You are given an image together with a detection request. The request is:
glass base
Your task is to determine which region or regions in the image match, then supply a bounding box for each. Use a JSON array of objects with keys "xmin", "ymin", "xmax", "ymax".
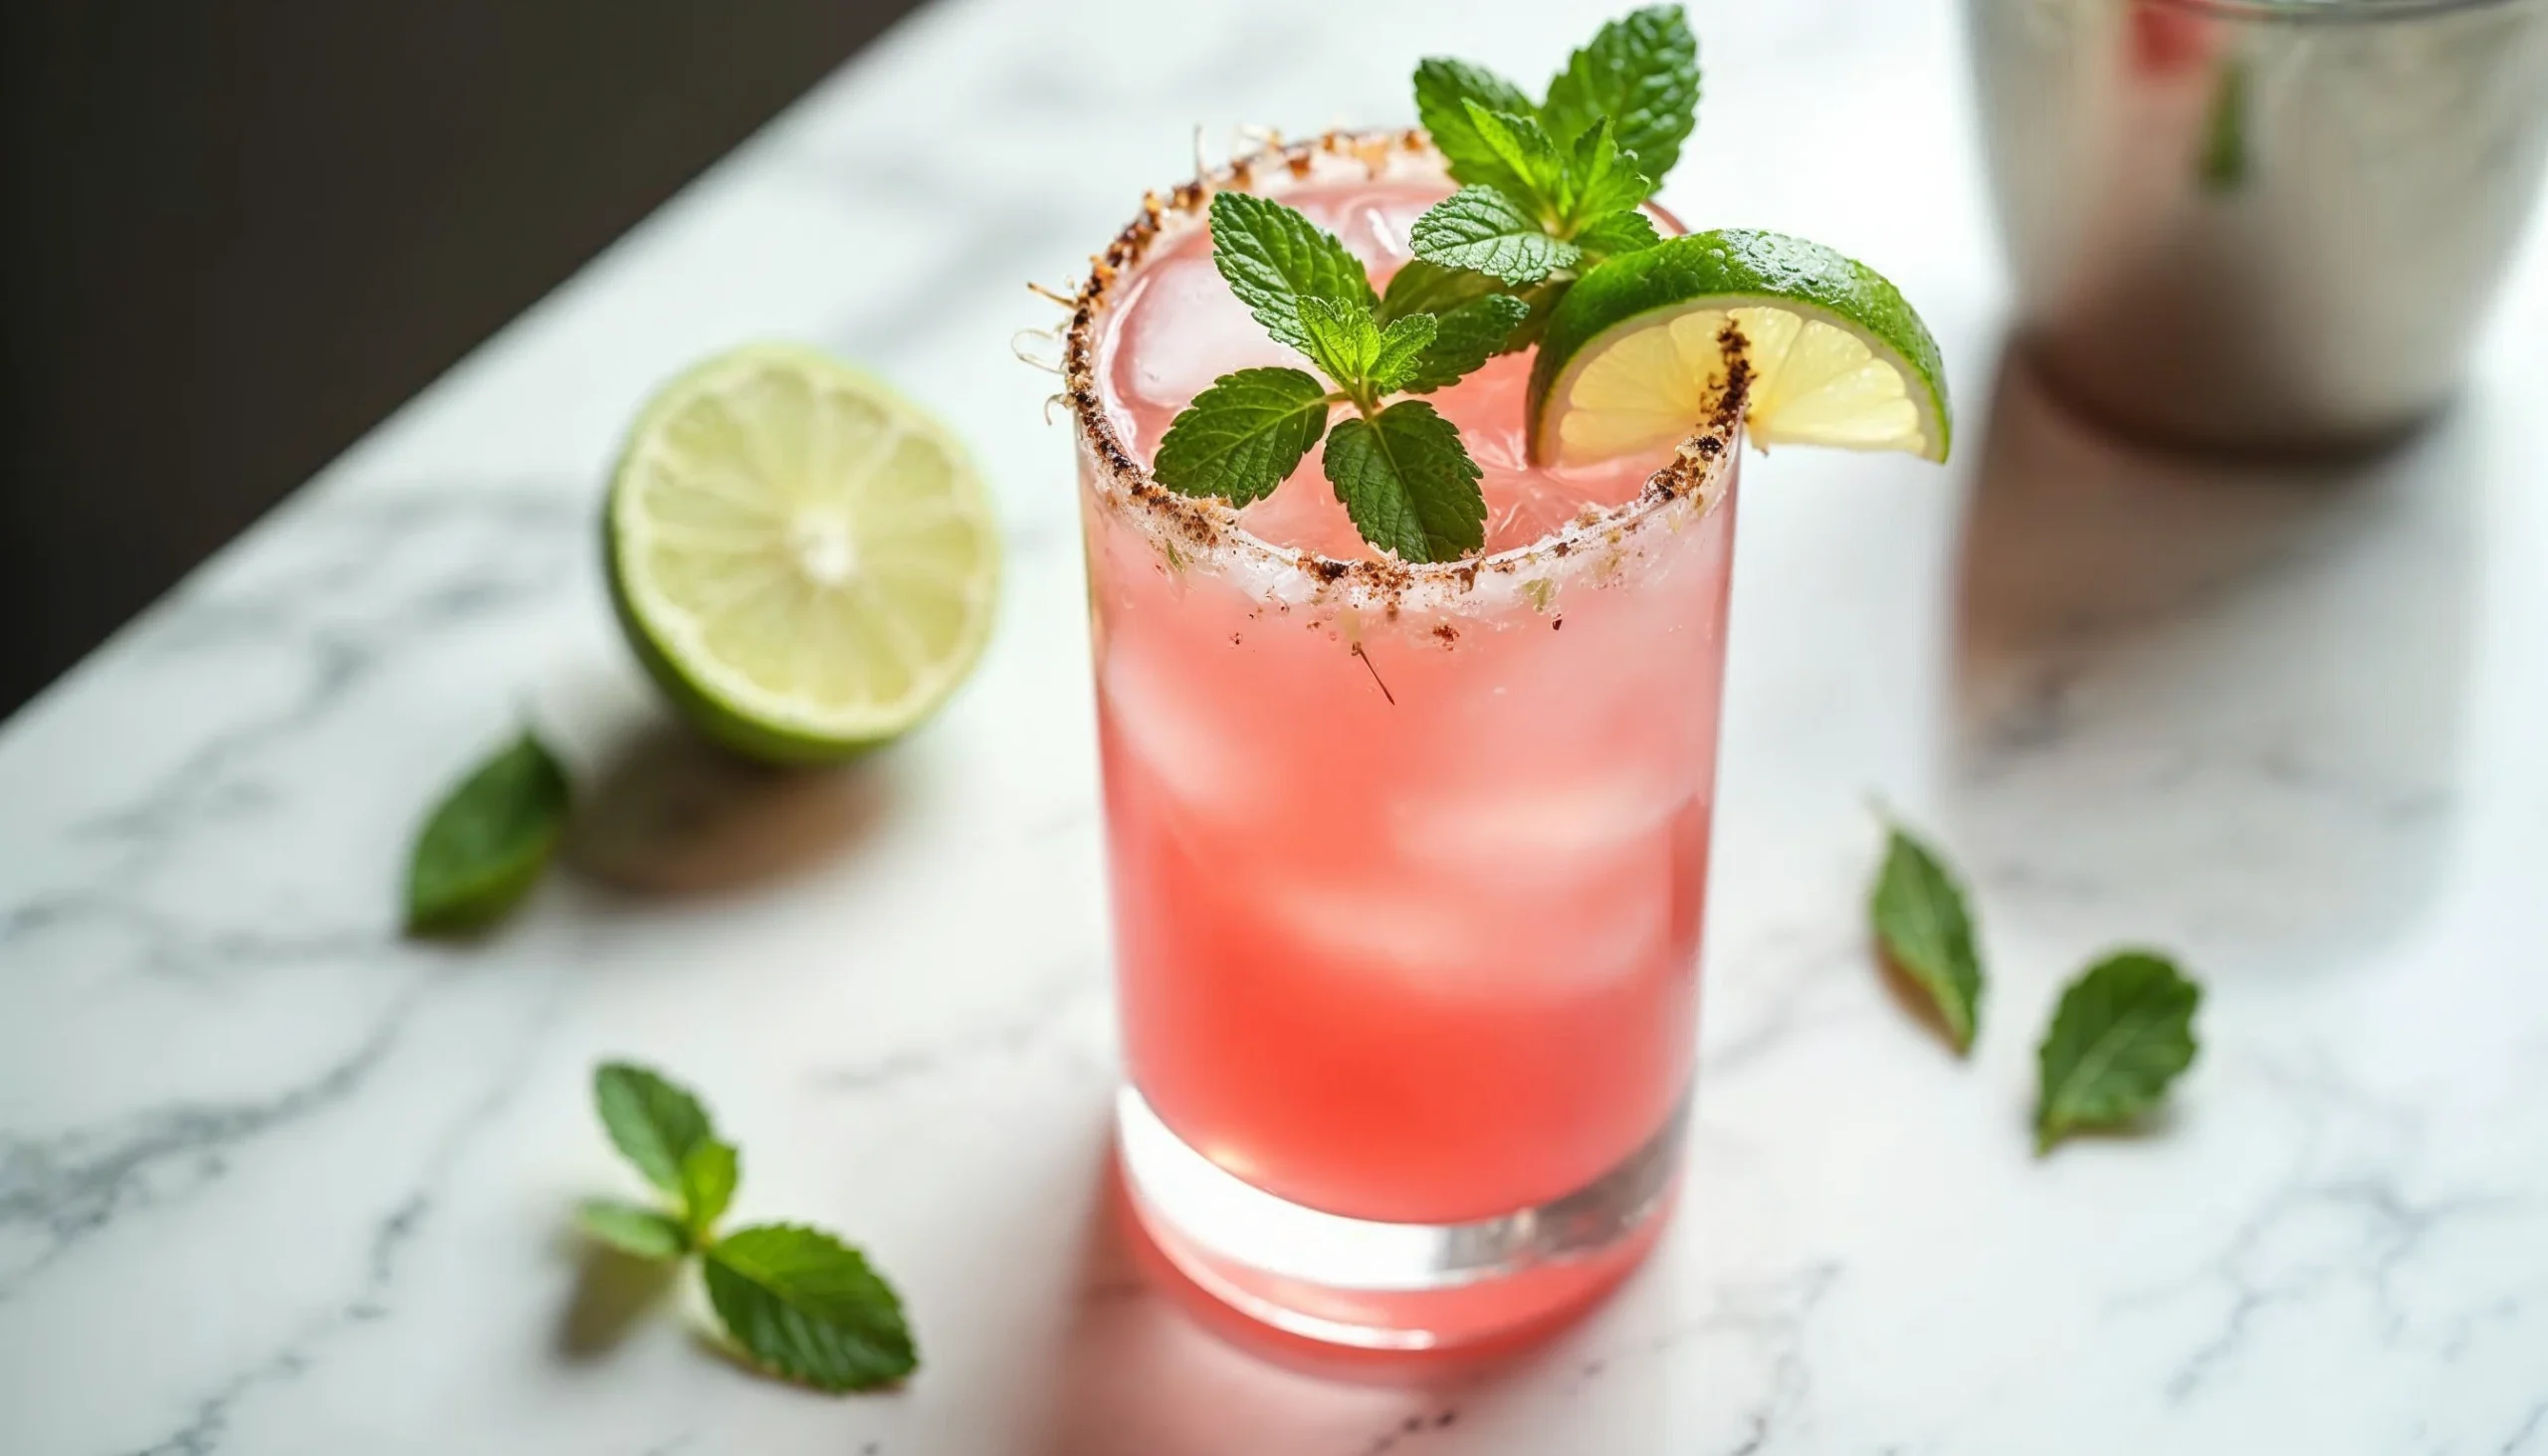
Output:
[{"xmin": 1116, "ymin": 1086, "xmax": 1684, "ymax": 1351}]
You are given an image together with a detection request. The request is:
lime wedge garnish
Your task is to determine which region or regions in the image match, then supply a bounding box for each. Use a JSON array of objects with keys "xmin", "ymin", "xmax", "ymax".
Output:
[
  {"xmin": 605, "ymin": 343, "xmax": 999, "ymax": 764},
  {"xmin": 1528, "ymin": 230, "xmax": 1951, "ymax": 468}
]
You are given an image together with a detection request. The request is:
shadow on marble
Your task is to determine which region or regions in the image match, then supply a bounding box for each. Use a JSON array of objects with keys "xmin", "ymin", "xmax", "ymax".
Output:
[
  {"xmin": 1948, "ymin": 349, "xmax": 2479, "ymax": 971},
  {"xmin": 555, "ymin": 1239, "xmax": 682, "ymax": 1360},
  {"xmin": 1025, "ymin": 1146, "xmax": 1667, "ymax": 1456},
  {"xmin": 563, "ymin": 722, "xmax": 895, "ymax": 898}
]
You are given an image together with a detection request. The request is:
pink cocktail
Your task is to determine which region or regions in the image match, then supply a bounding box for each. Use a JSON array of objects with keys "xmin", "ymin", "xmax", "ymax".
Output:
[{"xmin": 1066, "ymin": 134, "xmax": 1744, "ymax": 1350}]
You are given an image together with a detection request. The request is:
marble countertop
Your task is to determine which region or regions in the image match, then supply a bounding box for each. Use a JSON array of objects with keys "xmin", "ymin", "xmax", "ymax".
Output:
[{"xmin": 6, "ymin": 0, "xmax": 2547, "ymax": 1451}]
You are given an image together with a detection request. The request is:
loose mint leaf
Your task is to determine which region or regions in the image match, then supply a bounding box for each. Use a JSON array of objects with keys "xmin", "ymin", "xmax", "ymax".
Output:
[
  {"xmin": 1411, "ymin": 186, "xmax": 1581, "ymax": 285},
  {"xmin": 1396, "ymin": 293, "xmax": 1532, "ymax": 393},
  {"xmin": 680, "ymin": 1140, "xmax": 741, "ymax": 1237},
  {"xmin": 1368, "ymin": 312, "xmax": 1442, "ymax": 395},
  {"xmin": 1869, "ymin": 824, "xmax": 1984, "ymax": 1053},
  {"xmin": 2035, "ymin": 951, "xmax": 2202, "ymax": 1153},
  {"xmin": 1576, "ymin": 207, "xmax": 1664, "ymax": 261},
  {"xmin": 1559, "ymin": 118, "xmax": 1655, "ymax": 226},
  {"xmin": 1323, "ymin": 400, "xmax": 1487, "ymax": 563},
  {"xmin": 577, "ymin": 1198, "xmax": 690, "ymax": 1260},
  {"xmin": 704, "ymin": 1224, "xmax": 918, "ymax": 1392},
  {"xmin": 1412, "ymin": 58, "xmax": 1540, "ymax": 195},
  {"xmin": 404, "ymin": 730, "xmax": 570, "ymax": 935},
  {"xmin": 1207, "ymin": 191, "xmax": 1374, "ymax": 353},
  {"xmin": 1459, "ymin": 104, "xmax": 1568, "ymax": 210},
  {"xmin": 1296, "ymin": 298, "xmax": 1386, "ymax": 389},
  {"xmin": 1155, "ymin": 367, "xmax": 1332, "ymax": 506},
  {"xmin": 1539, "ymin": 4, "xmax": 1702, "ymax": 182},
  {"xmin": 594, "ymin": 1061, "xmax": 718, "ymax": 1196}
]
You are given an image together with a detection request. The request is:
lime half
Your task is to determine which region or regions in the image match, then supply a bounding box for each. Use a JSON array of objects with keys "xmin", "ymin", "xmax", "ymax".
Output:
[
  {"xmin": 606, "ymin": 343, "xmax": 999, "ymax": 764},
  {"xmin": 1529, "ymin": 230, "xmax": 1951, "ymax": 468}
]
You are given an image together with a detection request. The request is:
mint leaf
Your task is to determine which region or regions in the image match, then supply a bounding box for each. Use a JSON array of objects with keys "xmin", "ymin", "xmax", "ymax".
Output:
[
  {"xmin": 1459, "ymin": 104, "xmax": 1568, "ymax": 210},
  {"xmin": 594, "ymin": 1062, "xmax": 718, "ymax": 1196},
  {"xmin": 1295, "ymin": 298, "xmax": 1385, "ymax": 389},
  {"xmin": 680, "ymin": 1140, "xmax": 740, "ymax": 1237},
  {"xmin": 1294, "ymin": 298, "xmax": 1436, "ymax": 398},
  {"xmin": 1559, "ymin": 118, "xmax": 1655, "ymax": 226},
  {"xmin": 1575, "ymin": 208, "xmax": 1664, "ymax": 262},
  {"xmin": 1869, "ymin": 824, "xmax": 1984, "ymax": 1054},
  {"xmin": 1155, "ymin": 367, "xmax": 1332, "ymax": 506},
  {"xmin": 1540, "ymin": 4, "xmax": 1702, "ymax": 182},
  {"xmin": 577, "ymin": 1198, "xmax": 690, "ymax": 1260},
  {"xmin": 2035, "ymin": 951, "xmax": 2202, "ymax": 1153},
  {"xmin": 704, "ymin": 1224, "xmax": 918, "ymax": 1392},
  {"xmin": 1396, "ymin": 293, "xmax": 1532, "ymax": 394},
  {"xmin": 1377, "ymin": 257, "xmax": 1502, "ymax": 322},
  {"xmin": 1411, "ymin": 186, "xmax": 1581, "ymax": 285},
  {"xmin": 404, "ymin": 729, "xmax": 570, "ymax": 935},
  {"xmin": 1369, "ymin": 314, "xmax": 1440, "ymax": 396},
  {"xmin": 1412, "ymin": 58, "xmax": 1539, "ymax": 195},
  {"xmin": 1377, "ymin": 260, "xmax": 1546, "ymax": 384},
  {"xmin": 1323, "ymin": 400, "xmax": 1487, "ymax": 563},
  {"xmin": 1207, "ymin": 192, "xmax": 1373, "ymax": 353}
]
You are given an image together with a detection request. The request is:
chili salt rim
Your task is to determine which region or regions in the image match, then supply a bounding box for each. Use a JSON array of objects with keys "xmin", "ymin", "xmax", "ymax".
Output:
[{"xmin": 1061, "ymin": 128, "xmax": 1749, "ymax": 616}]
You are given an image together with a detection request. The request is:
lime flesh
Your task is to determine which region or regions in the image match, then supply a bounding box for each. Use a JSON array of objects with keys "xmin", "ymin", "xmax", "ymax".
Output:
[
  {"xmin": 606, "ymin": 343, "xmax": 999, "ymax": 764},
  {"xmin": 1529, "ymin": 230, "xmax": 1952, "ymax": 468}
]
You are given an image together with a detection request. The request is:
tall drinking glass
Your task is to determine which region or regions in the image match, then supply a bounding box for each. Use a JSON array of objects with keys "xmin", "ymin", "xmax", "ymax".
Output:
[
  {"xmin": 1970, "ymin": 0, "xmax": 2548, "ymax": 451},
  {"xmin": 1063, "ymin": 133, "xmax": 1745, "ymax": 1350}
]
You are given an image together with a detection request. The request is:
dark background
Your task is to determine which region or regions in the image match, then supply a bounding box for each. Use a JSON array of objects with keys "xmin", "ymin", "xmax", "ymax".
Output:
[{"xmin": 0, "ymin": 1, "xmax": 922, "ymax": 717}]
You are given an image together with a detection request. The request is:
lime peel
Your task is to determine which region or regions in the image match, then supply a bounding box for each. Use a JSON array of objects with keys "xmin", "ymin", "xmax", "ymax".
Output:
[{"xmin": 1528, "ymin": 229, "xmax": 1952, "ymax": 469}]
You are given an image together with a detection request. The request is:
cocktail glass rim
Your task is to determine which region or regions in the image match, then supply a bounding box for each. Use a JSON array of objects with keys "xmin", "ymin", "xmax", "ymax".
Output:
[{"xmin": 1061, "ymin": 127, "xmax": 1747, "ymax": 621}]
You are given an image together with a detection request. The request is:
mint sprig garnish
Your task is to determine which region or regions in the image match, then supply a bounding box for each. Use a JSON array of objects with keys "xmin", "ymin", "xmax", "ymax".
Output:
[
  {"xmin": 2034, "ymin": 952, "xmax": 2203, "ymax": 1154},
  {"xmin": 1562, "ymin": 118, "xmax": 1661, "ymax": 224},
  {"xmin": 1412, "ymin": 59, "xmax": 1542, "ymax": 196},
  {"xmin": 1374, "ymin": 261, "xmax": 1542, "ymax": 387},
  {"xmin": 1540, "ymin": 4, "xmax": 1704, "ymax": 181},
  {"xmin": 1868, "ymin": 821, "xmax": 1985, "ymax": 1054},
  {"xmin": 1392, "ymin": 291, "xmax": 1534, "ymax": 393},
  {"xmin": 1406, "ymin": 6, "xmax": 1700, "ymax": 301},
  {"xmin": 1323, "ymin": 402, "xmax": 1487, "ymax": 563},
  {"xmin": 1154, "ymin": 190, "xmax": 1506, "ymax": 562},
  {"xmin": 404, "ymin": 729, "xmax": 571, "ymax": 935},
  {"xmin": 1153, "ymin": 368, "xmax": 1332, "ymax": 506},
  {"xmin": 1574, "ymin": 207, "xmax": 1663, "ymax": 260},
  {"xmin": 578, "ymin": 1061, "xmax": 917, "ymax": 1391},
  {"xmin": 1204, "ymin": 191, "xmax": 1377, "ymax": 353},
  {"xmin": 1149, "ymin": 7, "xmax": 1708, "ymax": 560},
  {"xmin": 1299, "ymin": 298, "xmax": 1438, "ymax": 396},
  {"xmin": 1411, "ymin": 184, "xmax": 1581, "ymax": 285}
]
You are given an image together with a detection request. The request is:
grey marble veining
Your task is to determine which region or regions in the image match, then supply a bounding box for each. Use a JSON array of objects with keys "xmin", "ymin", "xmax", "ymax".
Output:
[{"xmin": 3, "ymin": 0, "xmax": 2545, "ymax": 1451}]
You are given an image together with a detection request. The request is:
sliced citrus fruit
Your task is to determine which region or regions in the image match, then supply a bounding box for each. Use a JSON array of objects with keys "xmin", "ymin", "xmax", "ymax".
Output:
[
  {"xmin": 605, "ymin": 343, "xmax": 999, "ymax": 765},
  {"xmin": 1528, "ymin": 229, "xmax": 1951, "ymax": 468}
]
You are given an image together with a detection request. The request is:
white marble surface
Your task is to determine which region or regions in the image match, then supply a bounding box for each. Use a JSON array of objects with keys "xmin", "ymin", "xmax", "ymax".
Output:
[{"xmin": 5, "ymin": 0, "xmax": 2546, "ymax": 1451}]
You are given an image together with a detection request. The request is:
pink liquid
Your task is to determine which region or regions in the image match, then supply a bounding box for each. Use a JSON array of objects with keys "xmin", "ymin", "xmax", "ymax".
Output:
[{"xmin": 1083, "ymin": 177, "xmax": 1737, "ymax": 1240}]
